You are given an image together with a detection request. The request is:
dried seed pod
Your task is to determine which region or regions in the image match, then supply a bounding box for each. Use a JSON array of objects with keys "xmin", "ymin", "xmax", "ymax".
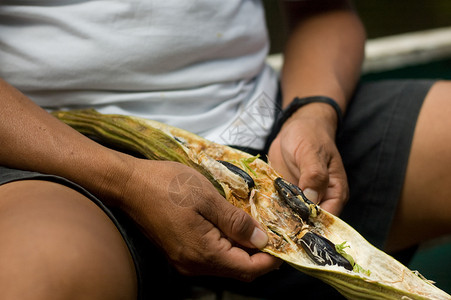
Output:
[
  {"xmin": 300, "ymin": 231, "xmax": 353, "ymax": 271},
  {"xmin": 53, "ymin": 109, "xmax": 451, "ymax": 300},
  {"xmin": 217, "ymin": 160, "xmax": 255, "ymax": 189}
]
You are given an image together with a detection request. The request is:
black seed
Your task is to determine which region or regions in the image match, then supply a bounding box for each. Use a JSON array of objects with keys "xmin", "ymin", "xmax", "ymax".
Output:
[
  {"xmin": 276, "ymin": 177, "xmax": 314, "ymax": 205},
  {"xmin": 300, "ymin": 232, "xmax": 353, "ymax": 271},
  {"xmin": 217, "ymin": 160, "xmax": 255, "ymax": 189},
  {"xmin": 274, "ymin": 178, "xmax": 310, "ymax": 221}
]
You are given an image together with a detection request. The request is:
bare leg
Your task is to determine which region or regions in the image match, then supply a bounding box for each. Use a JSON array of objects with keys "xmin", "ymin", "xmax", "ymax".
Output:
[
  {"xmin": 386, "ymin": 81, "xmax": 451, "ymax": 253},
  {"xmin": 0, "ymin": 180, "xmax": 138, "ymax": 300}
]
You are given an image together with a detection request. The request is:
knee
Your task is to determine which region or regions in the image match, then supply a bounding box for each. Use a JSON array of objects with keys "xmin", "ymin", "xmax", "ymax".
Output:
[{"xmin": 0, "ymin": 180, "xmax": 137, "ymax": 300}]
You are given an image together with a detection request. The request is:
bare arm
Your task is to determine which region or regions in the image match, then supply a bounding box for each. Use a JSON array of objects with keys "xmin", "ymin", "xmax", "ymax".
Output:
[
  {"xmin": 268, "ymin": 0, "xmax": 366, "ymax": 215},
  {"xmin": 0, "ymin": 79, "xmax": 129, "ymax": 203},
  {"xmin": 0, "ymin": 78, "xmax": 279, "ymax": 279},
  {"xmin": 280, "ymin": 0, "xmax": 365, "ymax": 110}
]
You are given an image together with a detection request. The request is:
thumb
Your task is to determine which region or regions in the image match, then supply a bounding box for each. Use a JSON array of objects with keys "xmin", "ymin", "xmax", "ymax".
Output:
[{"xmin": 202, "ymin": 198, "xmax": 269, "ymax": 250}]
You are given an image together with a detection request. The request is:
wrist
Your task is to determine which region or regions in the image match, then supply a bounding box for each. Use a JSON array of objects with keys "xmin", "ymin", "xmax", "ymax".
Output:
[
  {"xmin": 75, "ymin": 149, "xmax": 135, "ymax": 208},
  {"xmin": 274, "ymin": 96, "xmax": 343, "ymax": 136},
  {"xmin": 289, "ymin": 101, "xmax": 339, "ymax": 135},
  {"xmin": 289, "ymin": 100, "xmax": 338, "ymax": 125}
]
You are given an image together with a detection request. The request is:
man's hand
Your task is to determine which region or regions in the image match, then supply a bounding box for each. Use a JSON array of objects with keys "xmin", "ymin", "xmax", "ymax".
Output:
[
  {"xmin": 0, "ymin": 77, "xmax": 280, "ymax": 281},
  {"xmin": 271, "ymin": 0, "xmax": 364, "ymax": 216},
  {"xmin": 119, "ymin": 159, "xmax": 281, "ymax": 281},
  {"xmin": 268, "ymin": 103, "xmax": 348, "ymax": 216}
]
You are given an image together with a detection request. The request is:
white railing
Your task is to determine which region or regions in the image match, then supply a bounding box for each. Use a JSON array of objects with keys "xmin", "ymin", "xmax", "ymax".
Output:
[{"xmin": 266, "ymin": 26, "xmax": 451, "ymax": 74}]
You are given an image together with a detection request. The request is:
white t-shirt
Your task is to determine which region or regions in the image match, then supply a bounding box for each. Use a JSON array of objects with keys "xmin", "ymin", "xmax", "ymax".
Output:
[{"xmin": 0, "ymin": 0, "xmax": 279, "ymax": 150}]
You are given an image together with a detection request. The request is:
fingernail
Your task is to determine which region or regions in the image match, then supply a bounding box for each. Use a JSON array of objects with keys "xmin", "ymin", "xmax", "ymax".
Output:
[
  {"xmin": 303, "ymin": 188, "xmax": 319, "ymax": 204},
  {"xmin": 250, "ymin": 227, "xmax": 268, "ymax": 249}
]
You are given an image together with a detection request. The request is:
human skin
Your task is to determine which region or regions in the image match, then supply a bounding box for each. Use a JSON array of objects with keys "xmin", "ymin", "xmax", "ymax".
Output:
[
  {"xmin": 269, "ymin": 0, "xmax": 366, "ymax": 215},
  {"xmin": 1, "ymin": 0, "xmax": 451, "ymax": 298},
  {"xmin": 0, "ymin": 1, "xmax": 361, "ymax": 298},
  {"xmin": 269, "ymin": 0, "xmax": 451, "ymax": 253},
  {"xmin": 0, "ymin": 78, "xmax": 280, "ymax": 299}
]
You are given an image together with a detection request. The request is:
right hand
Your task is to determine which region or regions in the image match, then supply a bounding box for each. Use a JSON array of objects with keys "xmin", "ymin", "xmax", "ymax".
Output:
[
  {"xmin": 117, "ymin": 159, "xmax": 281, "ymax": 281},
  {"xmin": 267, "ymin": 103, "xmax": 349, "ymax": 216}
]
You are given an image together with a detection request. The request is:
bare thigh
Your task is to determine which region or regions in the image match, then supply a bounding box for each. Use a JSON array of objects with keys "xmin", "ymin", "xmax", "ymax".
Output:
[
  {"xmin": 0, "ymin": 179, "xmax": 137, "ymax": 300},
  {"xmin": 387, "ymin": 81, "xmax": 451, "ymax": 253}
]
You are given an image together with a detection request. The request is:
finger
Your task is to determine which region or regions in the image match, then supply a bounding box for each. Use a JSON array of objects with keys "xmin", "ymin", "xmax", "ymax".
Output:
[
  {"xmin": 267, "ymin": 136, "xmax": 299, "ymax": 184},
  {"xmin": 202, "ymin": 228, "xmax": 282, "ymax": 281},
  {"xmin": 319, "ymin": 199, "xmax": 342, "ymax": 216},
  {"xmin": 295, "ymin": 145, "xmax": 330, "ymax": 204},
  {"xmin": 219, "ymin": 248, "xmax": 282, "ymax": 281},
  {"xmin": 197, "ymin": 194, "xmax": 269, "ymax": 250},
  {"xmin": 319, "ymin": 158, "xmax": 349, "ymax": 216},
  {"xmin": 320, "ymin": 152, "xmax": 349, "ymax": 216}
]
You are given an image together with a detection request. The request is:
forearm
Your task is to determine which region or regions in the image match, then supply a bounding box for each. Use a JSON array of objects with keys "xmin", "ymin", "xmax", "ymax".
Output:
[
  {"xmin": 268, "ymin": 2, "xmax": 364, "ymax": 210},
  {"xmin": 280, "ymin": 1, "xmax": 366, "ymax": 112},
  {"xmin": 0, "ymin": 78, "xmax": 132, "ymax": 206}
]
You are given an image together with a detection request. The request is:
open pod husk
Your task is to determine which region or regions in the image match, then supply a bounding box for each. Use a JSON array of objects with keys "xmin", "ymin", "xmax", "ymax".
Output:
[{"xmin": 52, "ymin": 109, "xmax": 451, "ymax": 300}]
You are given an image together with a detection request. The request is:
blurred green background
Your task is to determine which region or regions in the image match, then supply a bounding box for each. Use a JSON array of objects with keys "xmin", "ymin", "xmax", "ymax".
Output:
[
  {"xmin": 264, "ymin": 0, "xmax": 451, "ymax": 54},
  {"xmin": 263, "ymin": 0, "xmax": 451, "ymax": 294}
]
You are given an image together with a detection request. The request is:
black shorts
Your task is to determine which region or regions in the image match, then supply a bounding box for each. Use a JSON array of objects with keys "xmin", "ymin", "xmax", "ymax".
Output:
[{"xmin": 0, "ymin": 79, "xmax": 435, "ymax": 299}]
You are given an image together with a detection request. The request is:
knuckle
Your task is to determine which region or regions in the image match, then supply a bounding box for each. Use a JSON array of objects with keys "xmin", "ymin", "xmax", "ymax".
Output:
[
  {"xmin": 198, "ymin": 238, "xmax": 219, "ymax": 263},
  {"xmin": 169, "ymin": 246, "xmax": 200, "ymax": 276},
  {"xmin": 303, "ymin": 165, "xmax": 329, "ymax": 184},
  {"xmin": 335, "ymin": 175, "xmax": 350, "ymax": 204},
  {"xmin": 342, "ymin": 186, "xmax": 350, "ymax": 204}
]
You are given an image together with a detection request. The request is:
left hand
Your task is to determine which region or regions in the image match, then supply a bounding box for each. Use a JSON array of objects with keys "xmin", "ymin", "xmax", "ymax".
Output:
[{"xmin": 267, "ymin": 103, "xmax": 349, "ymax": 216}]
